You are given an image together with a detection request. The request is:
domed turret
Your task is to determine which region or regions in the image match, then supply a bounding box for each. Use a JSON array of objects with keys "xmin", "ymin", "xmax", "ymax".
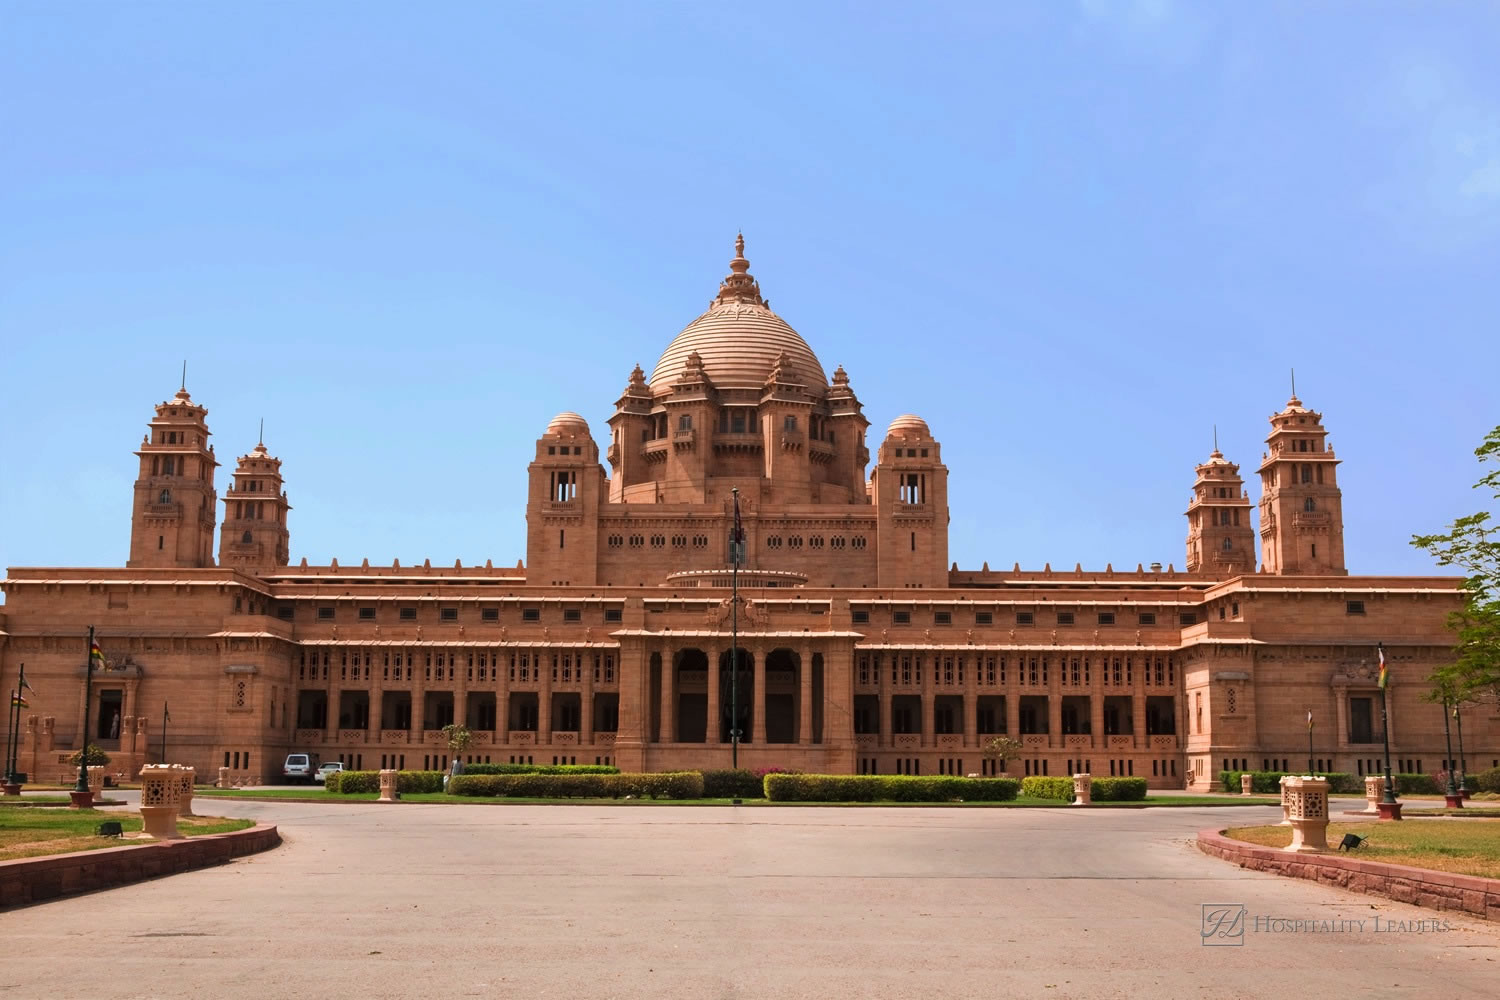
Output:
[
  {"xmin": 546, "ymin": 412, "xmax": 590, "ymax": 437},
  {"xmin": 886, "ymin": 414, "xmax": 930, "ymax": 439}
]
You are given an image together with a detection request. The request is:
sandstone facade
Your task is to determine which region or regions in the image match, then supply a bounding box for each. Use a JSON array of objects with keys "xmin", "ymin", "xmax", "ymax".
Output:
[{"xmin": 3, "ymin": 238, "xmax": 1496, "ymax": 785}]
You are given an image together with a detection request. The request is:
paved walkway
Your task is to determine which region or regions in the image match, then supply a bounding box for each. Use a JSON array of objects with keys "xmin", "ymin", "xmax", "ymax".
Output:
[{"xmin": 3, "ymin": 798, "xmax": 1497, "ymax": 999}]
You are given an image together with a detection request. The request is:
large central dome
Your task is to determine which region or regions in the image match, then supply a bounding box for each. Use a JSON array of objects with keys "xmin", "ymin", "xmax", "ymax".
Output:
[{"xmin": 649, "ymin": 236, "xmax": 827, "ymax": 395}]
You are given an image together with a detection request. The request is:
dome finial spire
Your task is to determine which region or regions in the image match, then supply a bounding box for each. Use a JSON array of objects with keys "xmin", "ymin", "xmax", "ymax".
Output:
[
  {"xmin": 714, "ymin": 231, "xmax": 764, "ymax": 306},
  {"xmin": 730, "ymin": 231, "xmax": 749, "ymax": 274}
]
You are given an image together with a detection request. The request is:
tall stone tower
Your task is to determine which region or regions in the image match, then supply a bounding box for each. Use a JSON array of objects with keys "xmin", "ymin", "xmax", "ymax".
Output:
[
  {"xmin": 871, "ymin": 415, "xmax": 950, "ymax": 589},
  {"xmin": 1184, "ymin": 443, "xmax": 1255, "ymax": 575},
  {"xmin": 219, "ymin": 435, "xmax": 291, "ymax": 573},
  {"xmin": 1256, "ymin": 393, "xmax": 1346, "ymax": 575},
  {"xmin": 525, "ymin": 413, "xmax": 606, "ymax": 587},
  {"xmin": 127, "ymin": 387, "xmax": 219, "ymax": 568}
]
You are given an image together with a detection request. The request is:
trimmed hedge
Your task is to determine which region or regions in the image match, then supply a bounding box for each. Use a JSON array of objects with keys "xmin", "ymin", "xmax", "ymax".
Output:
[
  {"xmin": 1219, "ymin": 771, "xmax": 1360, "ymax": 795},
  {"xmin": 1473, "ymin": 767, "xmax": 1500, "ymax": 794},
  {"xmin": 1395, "ymin": 772, "xmax": 1441, "ymax": 795},
  {"xmin": 1090, "ymin": 777, "xmax": 1147, "ymax": 801},
  {"xmin": 1020, "ymin": 776, "xmax": 1075, "ymax": 801},
  {"xmin": 326, "ymin": 770, "xmax": 443, "ymax": 795},
  {"xmin": 762, "ymin": 774, "xmax": 1020, "ymax": 802},
  {"xmin": 699, "ymin": 769, "xmax": 766, "ymax": 799},
  {"xmin": 460, "ymin": 763, "xmax": 619, "ymax": 776},
  {"xmin": 448, "ymin": 771, "xmax": 704, "ymax": 800}
]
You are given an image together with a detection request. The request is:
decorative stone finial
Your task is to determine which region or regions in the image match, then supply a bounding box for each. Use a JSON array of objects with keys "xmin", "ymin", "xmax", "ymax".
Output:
[{"xmin": 713, "ymin": 233, "xmax": 765, "ymax": 307}]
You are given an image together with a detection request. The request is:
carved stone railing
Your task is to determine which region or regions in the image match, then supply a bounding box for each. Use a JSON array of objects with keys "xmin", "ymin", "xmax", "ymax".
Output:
[
  {"xmin": 1022, "ymin": 734, "xmax": 1048, "ymax": 747},
  {"xmin": 594, "ymin": 733, "xmax": 615, "ymax": 746},
  {"xmin": 422, "ymin": 730, "xmax": 446, "ymax": 746},
  {"xmin": 1065, "ymin": 734, "xmax": 1091, "ymax": 748},
  {"xmin": 380, "ymin": 731, "xmax": 409, "ymax": 745},
  {"xmin": 1107, "ymin": 735, "xmax": 1132, "ymax": 750},
  {"xmin": 894, "ymin": 734, "xmax": 920, "ymax": 749},
  {"xmin": 294, "ymin": 729, "xmax": 322, "ymax": 745},
  {"xmin": 1149, "ymin": 735, "xmax": 1178, "ymax": 750},
  {"xmin": 855, "ymin": 734, "xmax": 877, "ymax": 748},
  {"xmin": 553, "ymin": 732, "xmax": 578, "ymax": 746},
  {"xmin": 511, "ymin": 732, "xmax": 535, "ymax": 746},
  {"xmin": 339, "ymin": 730, "xmax": 366, "ymax": 744},
  {"xmin": 467, "ymin": 732, "xmax": 492, "ymax": 746},
  {"xmin": 936, "ymin": 734, "xmax": 962, "ymax": 750}
]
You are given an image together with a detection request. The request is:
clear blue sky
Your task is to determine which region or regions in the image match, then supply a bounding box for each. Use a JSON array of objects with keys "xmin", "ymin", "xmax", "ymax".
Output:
[{"xmin": 2, "ymin": 2, "xmax": 1496, "ymax": 581}]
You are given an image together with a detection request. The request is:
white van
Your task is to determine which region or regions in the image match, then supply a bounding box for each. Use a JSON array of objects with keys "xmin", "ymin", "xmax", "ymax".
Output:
[{"xmin": 282, "ymin": 753, "xmax": 320, "ymax": 784}]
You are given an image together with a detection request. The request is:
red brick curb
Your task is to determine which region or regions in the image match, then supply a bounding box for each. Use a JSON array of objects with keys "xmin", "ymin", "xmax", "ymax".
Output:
[
  {"xmin": 1197, "ymin": 827, "xmax": 1500, "ymax": 922},
  {"xmin": 0, "ymin": 823, "xmax": 281, "ymax": 910}
]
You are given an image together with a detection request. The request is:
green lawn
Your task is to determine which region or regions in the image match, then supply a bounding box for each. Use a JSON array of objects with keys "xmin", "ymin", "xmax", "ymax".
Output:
[
  {"xmin": 1226, "ymin": 819, "xmax": 1500, "ymax": 879},
  {"xmin": 0, "ymin": 808, "xmax": 253, "ymax": 861}
]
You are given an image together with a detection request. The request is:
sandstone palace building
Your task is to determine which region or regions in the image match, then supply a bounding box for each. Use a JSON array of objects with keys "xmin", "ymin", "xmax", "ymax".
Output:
[{"xmin": 3, "ymin": 238, "xmax": 1496, "ymax": 786}]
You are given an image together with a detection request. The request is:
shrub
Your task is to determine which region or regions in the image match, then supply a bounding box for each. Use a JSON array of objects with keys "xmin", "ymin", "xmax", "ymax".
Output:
[
  {"xmin": 461, "ymin": 763, "xmax": 619, "ymax": 776},
  {"xmin": 326, "ymin": 770, "xmax": 443, "ymax": 794},
  {"xmin": 1020, "ymin": 776, "xmax": 1075, "ymax": 801},
  {"xmin": 1472, "ymin": 767, "xmax": 1500, "ymax": 794},
  {"xmin": 1090, "ymin": 777, "xmax": 1147, "ymax": 801},
  {"xmin": 448, "ymin": 771, "xmax": 704, "ymax": 800},
  {"xmin": 699, "ymin": 769, "xmax": 765, "ymax": 799},
  {"xmin": 762, "ymin": 774, "xmax": 1020, "ymax": 803},
  {"xmin": 1218, "ymin": 770, "xmax": 1359, "ymax": 795},
  {"xmin": 1396, "ymin": 772, "xmax": 1441, "ymax": 795},
  {"xmin": 68, "ymin": 744, "xmax": 111, "ymax": 768}
]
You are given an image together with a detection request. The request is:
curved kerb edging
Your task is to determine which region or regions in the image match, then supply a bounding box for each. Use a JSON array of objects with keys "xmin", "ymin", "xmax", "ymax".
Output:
[
  {"xmin": 1197, "ymin": 827, "xmax": 1500, "ymax": 922},
  {"xmin": 0, "ymin": 823, "xmax": 281, "ymax": 909}
]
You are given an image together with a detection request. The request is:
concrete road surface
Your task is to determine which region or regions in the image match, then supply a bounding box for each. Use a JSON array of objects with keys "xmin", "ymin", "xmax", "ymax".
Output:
[{"xmin": 2, "ymin": 798, "xmax": 1496, "ymax": 999}]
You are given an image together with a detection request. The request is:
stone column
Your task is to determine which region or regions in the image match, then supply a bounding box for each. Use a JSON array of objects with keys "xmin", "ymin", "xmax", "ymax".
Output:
[
  {"xmin": 1283, "ymin": 775, "xmax": 1330, "ymax": 853},
  {"xmin": 1072, "ymin": 773, "xmax": 1091, "ymax": 807},
  {"xmin": 410, "ymin": 647, "xmax": 427, "ymax": 743},
  {"xmin": 369, "ymin": 649, "xmax": 384, "ymax": 744},
  {"xmin": 582, "ymin": 650, "xmax": 596, "ymax": 748},
  {"xmin": 920, "ymin": 651, "xmax": 934, "ymax": 748},
  {"xmin": 1005, "ymin": 693, "xmax": 1020, "ymax": 745},
  {"xmin": 1090, "ymin": 690, "xmax": 1105, "ymax": 751},
  {"xmin": 752, "ymin": 646, "xmax": 767, "ymax": 745},
  {"xmin": 1335, "ymin": 690, "xmax": 1349, "ymax": 751},
  {"xmin": 378, "ymin": 768, "xmax": 398, "ymax": 802},
  {"xmin": 1131, "ymin": 690, "xmax": 1147, "ymax": 753},
  {"xmin": 962, "ymin": 654, "xmax": 978, "ymax": 748},
  {"xmin": 539, "ymin": 646, "xmax": 553, "ymax": 745},
  {"xmin": 878, "ymin": 653, "xmax": 892, "ymax": 750},
  {"xmin": 660, "ymin": 648, "xmax": 676, "ymax": 744},
  {"xmin": 1361, "ymin": 774, "xmax": 1383, "ymax": 815},
  {"xmin": 799, "ymin": 646, "xmax": 814, "ymax": 745},
  {"xmin": 497, "ymin": 648, "xmax": 511, "ymax": 745},
  {"xmin": 454, "ymin": 649, "xmax": 470, "ymax": 737},
  {"xmin": 706, "ymin": 646, "xmax": 721, "ymax": 746},
  {"xmin": 218, "ymin": 765, "xmax": 230, "ymax": 788},
  {"xmin": 1047, "ymin": 691, "xmax": 1062, "ymax": 751}
]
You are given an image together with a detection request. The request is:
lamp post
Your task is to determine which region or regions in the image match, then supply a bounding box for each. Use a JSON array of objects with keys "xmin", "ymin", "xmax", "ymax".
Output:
[
  {"xmin": 1454, "ymin": 702, "xmax": 1471, "ymax": 798},
  {"xmin": 1306, "ymin": 709, "xmax": 1314, "ymax": 774},
  {"xmin": 729, "ymin": 487, "xmax": 742, "ymax": 772},
  {"xmin": 75, "ymin": 626, "xmax": 97, "ymax": 802},
  {"xmin": 1441, "ymin": 697, "xmax": 1462, "ymax": 808},
  {"xmin": 1376, "ymin": 642, "xmax": 1399, "ymax": 818}
]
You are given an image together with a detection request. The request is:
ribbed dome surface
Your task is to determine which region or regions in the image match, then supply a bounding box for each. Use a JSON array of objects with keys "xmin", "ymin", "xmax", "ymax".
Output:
[
  {"xmin": 886, "ymin": 414, "xmax": 930, "ymax": 438},
  {"xmin": 546, "ymin": 412, "xmax": 589, "ymax": 435},
  {"xmin": 650, "ymin": 304, "xmax": 826, "ymax": 395},
  {"xmin": 649, "ymin": 235, "xmax": 827, "ymax": 396}
]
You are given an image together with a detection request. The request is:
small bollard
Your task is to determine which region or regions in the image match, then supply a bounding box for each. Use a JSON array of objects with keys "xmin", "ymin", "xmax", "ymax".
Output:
[
  {"xmin": 1072, "ymin": 773, "xmax": 1092, "ymax": 807},
  {"xmin": 138, "ymin": 764, "xmax": 183, "ymax": 840},
  {"xmin": 218, "ymin": 766, "xmax": 230, "ymax": 789},
  {"xmin": 1240, "ymin": 773, "xmax": 1254, "ymax": 797},
  {"xmin": 1361, "ymin": 775, "xmax": 1384, "ymax": 816},
  {"xmin": 1282, "ymin": 775, "xmax": 1331, "ymax": 854},
  {"xmin": 378, "ymin": 769, "xmax": 399, "ymax": 803},
  {"xmin": 86, "ymin": 765, "xmax": 106, "ymax": 798}
]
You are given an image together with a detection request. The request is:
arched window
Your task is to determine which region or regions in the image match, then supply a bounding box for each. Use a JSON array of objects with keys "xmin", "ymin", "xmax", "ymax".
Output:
[
  {"xmin": 1303, "ymin": 497, "xmax": 1316, "ymax": 512},
  {"xmin": 677, "ymin": 414, "xmax": 692, "ymax": 431},
  {"xmin": 783, "ymin": 414, "xmax": 798, "ymax": 431},
  {"xmin": 1300, "ymin": 463, "xmax": 1312, "ymax": 483},
  {"xmin": 1222, "ymin": 537, "xmax": 1233, "ymax": 551},
  {"xmin": 158, "ymin": 489, "xmax": 171, "ymax": 504},
  {"xmin": 242, "ymin": 530, "xmax": 253, "ymax": 544}
]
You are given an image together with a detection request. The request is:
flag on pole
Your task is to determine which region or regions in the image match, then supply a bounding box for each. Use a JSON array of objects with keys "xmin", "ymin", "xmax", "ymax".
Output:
[
  {"xmin": 1306, "ymin": 710, "xmax": 1313, "ymax": 731},
  {"xmin": 9, "ymin": 692, "xmax": 25, "ymax": 710},
  {"xmin": 89, "ymin": 639, "xmax": 108, "ymax": 672},
  {"xmin": 18, "ymin": 666, "xmax": 33, "ymax": 694},
  {"xmin": 164, "ymin": 702, "xmax": 171, "ymax": 723},
  {"xmin": 1377, "ymin": 645, "xmax": 1388, "ymax": 689}
]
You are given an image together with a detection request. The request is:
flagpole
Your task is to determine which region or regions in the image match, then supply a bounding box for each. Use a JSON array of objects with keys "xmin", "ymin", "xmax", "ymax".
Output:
[
  {"xmin": 1455, "ymin": 703, "xmax": 1470, "ymax": 796},
  {"xmin": 76, "ymin": 626, "xmax": 95, "ymax": 796},
  {"xmin": 1306, "ymin": 710, "xmax": 1313, "ymax": 774},
  {"xmin": 1441, "ymin": 696, "xmax": 1458, "ymax": 801},
  {"xmin": 4, "ymin": 674, "xmax": 18, "ymax": 788},
  {"xmin": 1378, "ymin": 642, "xmax": 1396, "ymax": 806},
  {"xmin": 161, "ymin": 702, "xmax": 169, "ymax": 765}
]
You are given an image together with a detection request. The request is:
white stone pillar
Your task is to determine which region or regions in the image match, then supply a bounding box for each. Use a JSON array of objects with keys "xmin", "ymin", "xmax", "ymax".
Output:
[
  {"xmin": 1072, "ymin": 773, "xmax": 1091, "ymax": 807},
  {"xmin": 138, "ymin": 764, "xmax": 182, "ymax": 840},
  {"xmin": 1283, "ymin": 775, "xmax": 1330, "ymax": 854},
  {"xmin": 378, "ymin": 768, "xmax": 398, "ymax": 803}
]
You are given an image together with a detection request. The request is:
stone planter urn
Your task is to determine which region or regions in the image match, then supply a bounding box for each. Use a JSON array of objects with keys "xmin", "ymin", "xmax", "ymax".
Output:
[
  {"xmin": 86, "ymin": 765, "xmax": 106, "ymax": 798},
  {"xmin": 378, "ymin": 769, "xmax": 399, "ymax": 803},
  {"xmin": 218, "ymin": 766, "xmax": 230, "ymax": 788},
  {"xmin": 1072, "ymin": 773, "xmax": 1091, "ymax": 807},
  {"xmin": 1282, "ymin": 775, "xmax": 1330, "ymax": 854},
  {"xmin": 1361, "ymin": 775, "xmax": 1384, "ymax": 815},
  {"xmin": 175, "ymin": 766, "xmax": 197, "ymax": 817},
  {"xmin": 138, "ymin": 764, "xmax": 183, "ymax": 840},
  {"xmin": 1240, "ymin": 773, "xmax": 1254, "ymax": 796}
]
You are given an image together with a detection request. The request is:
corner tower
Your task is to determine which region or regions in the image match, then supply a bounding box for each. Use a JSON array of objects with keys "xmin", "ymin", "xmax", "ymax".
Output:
[
  {"xmin": 127, "ymin": 386, "xmax": 219, "ymax": 568},
  {"xmin": 219, "ymin": 435, "xmax": 291, "ymax": 573},
  {"xmin": 871, "ymin": 415, "xmax": 949, "ymax": 588},
  {"xmin": 1256, "ymin": 393, "xmax": 1346, "ymax": 575},
  {"xmin": 1184, "ymin": 443, "xmax": 1255, "ymax": 576}
]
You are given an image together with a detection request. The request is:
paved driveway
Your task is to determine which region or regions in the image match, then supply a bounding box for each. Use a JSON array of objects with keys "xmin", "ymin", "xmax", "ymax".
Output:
[{"xmin": 2, "ymin": 798, "xmax": 1496, "ymax": 999}]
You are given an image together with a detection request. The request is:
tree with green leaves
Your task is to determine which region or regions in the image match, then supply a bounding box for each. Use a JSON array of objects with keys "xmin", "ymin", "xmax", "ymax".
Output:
[
  {"xmin": 441, "ymin": 723, "xmax": 473, "ymax": 755},
  {"xmin": 1412, "ymin": 425, "xmax": 1500, "ymax": 704},
  {"xmin": 980, "ymin": 735, "xmax": 1023, "ymax": 774}
]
